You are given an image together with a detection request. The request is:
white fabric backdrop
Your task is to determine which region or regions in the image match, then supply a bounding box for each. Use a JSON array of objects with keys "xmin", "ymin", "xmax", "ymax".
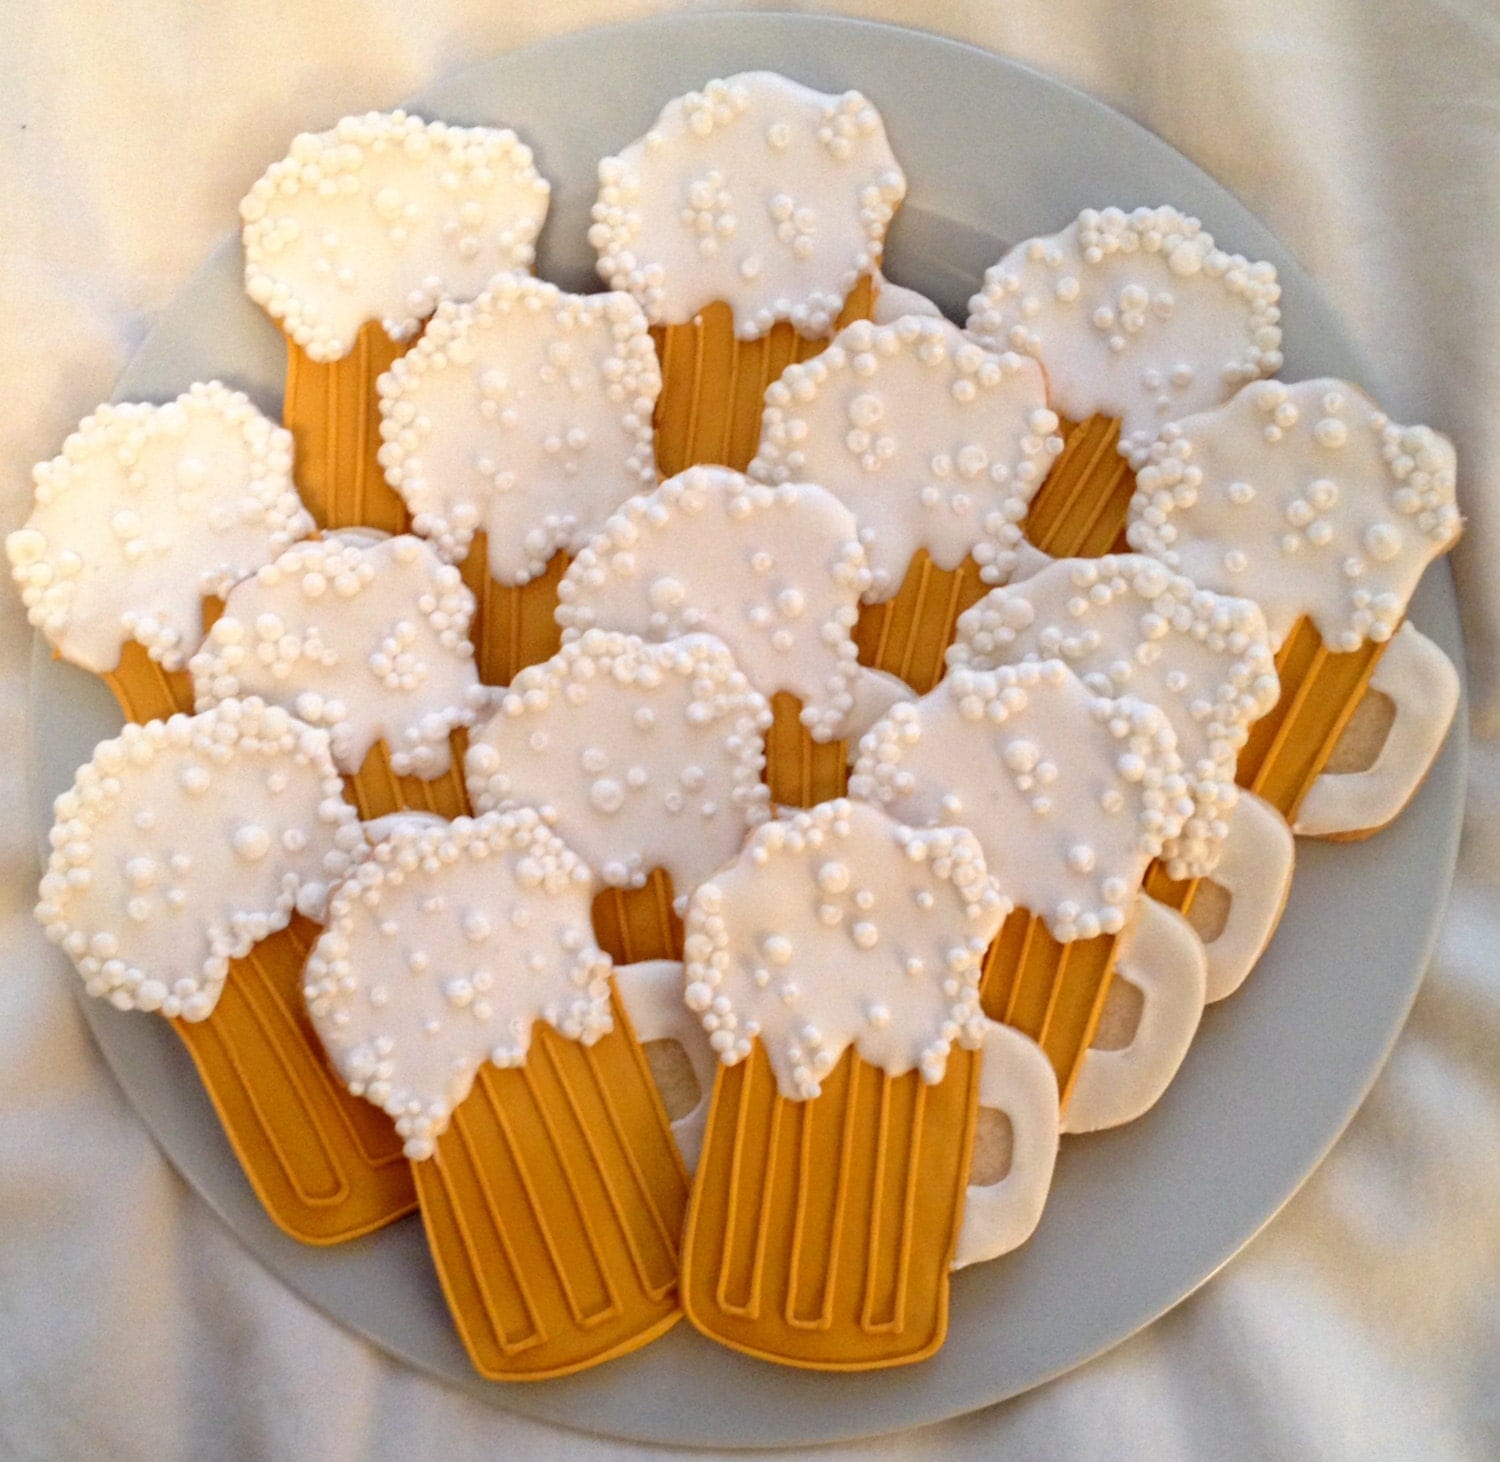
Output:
[{"xmin": 2, "ymin": 3, "xmax": 1496, "ymax": 1457}]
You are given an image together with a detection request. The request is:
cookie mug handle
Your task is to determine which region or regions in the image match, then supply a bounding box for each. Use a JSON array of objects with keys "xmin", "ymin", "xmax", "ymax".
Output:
[
  {"xmin": 1293, "ymin": 622, "xmax": 1461, "ymax": 840},
  {"xmin": 612, "ymin": 959, "xmax": 719, "ymax": 1170},
  {"xmin": 1063, "ymin": 895, "xmax": 1207, "ymax": 1135},
  {"xmin": 951, "ymin": 1020, "xmax": 1061, "ymax": 1270},
  {"xmin": 1198, "ymin": 791, "xmax": 1296, "ymax": 1003}
]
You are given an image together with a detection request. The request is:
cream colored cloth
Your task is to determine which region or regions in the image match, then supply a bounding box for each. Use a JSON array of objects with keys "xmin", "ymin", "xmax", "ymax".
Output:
[{"xmin": 2, "ymin": 3, "xmax": 1496, "ymax": 1457}]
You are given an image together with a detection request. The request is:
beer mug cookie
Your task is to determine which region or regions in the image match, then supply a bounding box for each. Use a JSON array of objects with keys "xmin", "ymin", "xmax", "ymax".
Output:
[
  {"xmin": 852, "ymin": 661, "xmax": 1208, "ymax": 1132},
  {"xmin": 305, "ymin": 809, "xmax": 688, "ymax": 1378},
  {"xmin": 7, "ymin": 383, "xmax": 311, "ymax": 720},
  {"xmin": 592, "ymin": 72, "xmax": 904, "ymax": 476},
  {"xmin": 35, "ymin": 702, "xmax": 410, "ymax": 1242},
  {"xmin": 948, "ymin": 554, "xmax": 1290, "ymax": 1000},
  {"xmin": 678, "ymin": 799, "xmax": 1058, "ymax": 1368},
  {"xmin": 1128, "ymin": 377, "xmax": 1462, "ymax": 838}
]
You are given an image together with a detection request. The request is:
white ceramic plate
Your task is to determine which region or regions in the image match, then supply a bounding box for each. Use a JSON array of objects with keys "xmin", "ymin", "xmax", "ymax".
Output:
[{"xmin": 26, "ymin": 13, "xmax": 1467, "ymax": 1449}]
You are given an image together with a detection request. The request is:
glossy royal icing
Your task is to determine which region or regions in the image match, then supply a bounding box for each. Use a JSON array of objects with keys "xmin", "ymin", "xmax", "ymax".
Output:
[
  {"xmin": 7, "ymin": 383, "xmax": 312, "ymax": 675},
  {"xmin": 850, "ymin": 661, "xmax": 1191, "ymax": 942},
  {"xmin": 683, "ymin": 799, "xmax": 1004, "ymax": 1100},
  {"xmin": 241, "ymin": 111, "xmax": 551, "ymax": 362},
  {"xmin": 555, "ymin": 466, "xmax": 872, "ymax": 741},
  {"xmin": 189, "ymin": 531, "xmax": 490, "ymax": 777},
  {"xmin": 947, "ymin": 554, "xmax": 1280, "ymax": 878},
  {"xmin": 304, "ymin": 808, "xmax": 613, "ymax": 1159},
  {"xmin": 1127, "ymin": 378, "xmax": 1462, "ymax": 651},
  {"xmin": 376, "ymin": 273, "xmax": 661, "ymax": 584},
  {"xmin": 966, "ymin": 206, "xmax": 1282, "ymax": 466},
  {"xmin": 749, "ymin": 315, "xmax": 1062, "ymax": 597},
  {"xmin": 464, "ymin": 630, "xmax": 771, "ymax": 903},
  {"xmin": 590, "ymin": 72, "xmax": 905, "ymax": 339},
  {"xmin": 36, "ymin": 700, "xmax": 367, "ymax": 1021}
]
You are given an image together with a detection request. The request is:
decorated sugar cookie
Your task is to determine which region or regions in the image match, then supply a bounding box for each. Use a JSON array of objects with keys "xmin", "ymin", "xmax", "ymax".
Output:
[
  {"xmin": 465, "ymin": 630, "xmax": 771, "ymax": 900},
  {"xmin": 850, "ymin": 661, "xmax": 1190, "ymax": 941},
  {"xmin": 376, "ymin": 273, "xmax": 661, "ymax": 584},
  {"xmin": 679, "ymin": 799, "xmax": 1062, "ymax": 1371},
  {"xmin": 748, "ymin": 315, "xmax": 1063, "ymax": 595},
  {"xmin": 685, "ymin": 798, "xmax": 1004, "ymax": 1097},
  {"xmin": 304, "ymin": 808, "xmax": 612, "ymax": 1158},
  {"xmin": 7, "ymin": 383, "xmax": 312, "ymax": 675},
  {"xmin": 189, "ymin": 531, "xmax": 490, "ymax": 777},
  {"xmin": 590, "ymin": 72, "xmax": 906, "ymax": 339},
  {"xmin": 1127, "ymin": 378, "xmax": 1461, "ymax": 651},
  {"xmin": 36, "ymin": 700, "xmax": 366, "ymax": 1021},
  {"xmin": 304, "ymin": 808, "xmax": 688, "ymax": 1380},
  {"xmin": 555, "ymin": 466, "xmax": 871, "ymax": 741},
  {"xmin": 241, "ymin": 111, "xmax": 551, "ymax": 363},
  {"xmin": 966, "ymin": 206, "xmax": 1283, "ymax": 466},
  {"xmin": 948, "ymin": 554, "xmax": 1280, "ymax": 878}
]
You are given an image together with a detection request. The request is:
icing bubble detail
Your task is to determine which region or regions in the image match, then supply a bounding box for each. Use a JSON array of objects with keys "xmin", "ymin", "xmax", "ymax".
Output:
[
  {"xmin": 377, "ymin": 273, "xmax": 660, "ymax": 585},
  {"xmin": 241, "ymin": 110, "xmax": 551, "ymax": 362},
  {"xmin": 36, "ymin": 700, "xmax": 365, "ymax": 1022},
  {"xmin": 948, "ymin": 553, "xmax": 1279, "ymax": 879},
  {"xmin": 464, "ymin": 630, "xmax": 771, "ymax": 903},
  {"xmin": 7, "ymin": 384, "xmax": 312, "ymax": 675},
  {"xmin": 966, "ymin": 205, "xmax": 1282, "ymax": 467},
  {"xmin": 1127, "ymin": 377, "xmax": 1461, "ymax": 650},
  {"xmin": 556, "ymin": 465, "xmax": 872, "ymax": 741},
  {"xmin": 749, "ymin": 315, "xmax": 1062, "ymax": 595},
  {"xmin": 190, "ymin": 531, "xmax": 488, "ymax": 777},
  {"xmin": 590, "ymin": 73, "xmax": 905, "ymax": 339},
  {"xmin": 850, "ymin": 661, "xmax": 1190, "ymax": 940},
  {"xmin": 684, "ymin": 800, "xmax": 1005, "ymax": 1098},
  {"xmin": 304, "ymin": 808, "xmax": 611, "ymax": 1160}
]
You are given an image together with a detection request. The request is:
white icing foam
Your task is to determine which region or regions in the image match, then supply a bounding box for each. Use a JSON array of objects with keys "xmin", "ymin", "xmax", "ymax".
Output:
[
  {"xmin": 590, "ymin": 72, "xmax": 905, "ymax": 339},
  {"xmin": 464, "ymin": 630, "xmax": 771, "ymax": 902},
  {"xmin": 966, "ymin": 206, "xmax": 1283, "ymax": 466},
  {"xmin": 748, "ymin": 315, "xmax": 1061, "ymax": 596},
  {"xmin": 683, "ymin": 799, "xmax": 1004, "ymax": 1100},
  {"xmin": 841, "ymin": 666, "xmax": 917, "ymax": 743},
  {"xmin": 555, "ymin": 466, "xmax": 870, "ymax": 741},
  {"xmin": 948, "ymin": 553, "xmax": 1280, "ymax": 878},
  {"xmin": 35, "ymin": 699, "xmax": 366, "ymax": 1022},
  {"xmin": 869, "ymin": 272, "xmax": 944, "ymax": 324},
  {"xmin": 7, "ymin": 383, "xmax": 312, "ymax": 675},
  {"xmin": 190, "ymin": 531, "xmax": 491, "ymax": 777},
  {"xmin": 362, "ymin": 810, "xmax": 449, "ymax": 845},
  {"xmin": 850, "ymin": 661, "xmax": 1190, "ymax": 941},
  {"xmin": 304, "ymin": 808, "xmax": 612, "ymax": 1160},
  {"xmin": 375, "ymin": 273, "xmax": 661, "ymax": 584},
  {"xmin": 241, "ymin": 111, "xmax": 551, "ymax": 362},
  {"xmin": 1127, "ymin": 378, "xmax": 1462, "ymax": 651},
  {"xmin": 1007, "ymin": 538, "xmax": 1060, "ymax": 586}
]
